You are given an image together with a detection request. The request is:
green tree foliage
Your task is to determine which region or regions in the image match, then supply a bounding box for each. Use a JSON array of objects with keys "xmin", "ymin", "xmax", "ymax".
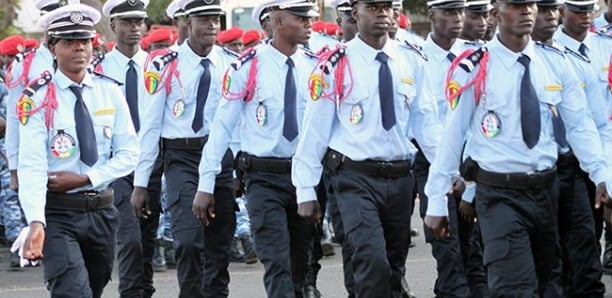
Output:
[
  {"xmin": 0, "ymin": 0, "xmax": 23, "ymax": 40},
  {"xmin": 403, "ymin": 0, "xmax": 427, "ymax": 15},
  {"xmin": 147, "ymin": 0, "xmax": 173, "ymax": 24}
]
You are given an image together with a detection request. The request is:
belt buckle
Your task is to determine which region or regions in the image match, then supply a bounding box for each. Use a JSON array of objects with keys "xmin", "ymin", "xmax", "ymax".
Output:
[
  {"xmin": 83, "ymin": 192, "xmax": 98, "ymax": 211},
  {"xmin": 378, "ymin": 161, "xmax": 390, "ymax": 176}
]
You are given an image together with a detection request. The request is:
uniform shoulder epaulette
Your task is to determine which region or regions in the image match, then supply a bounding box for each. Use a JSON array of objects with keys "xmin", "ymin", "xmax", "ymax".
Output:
[
  {"xmin": 92, "ymin": 71, "xmax": 123, "ymax": 86},
  {"xmin": 463, "ymin": 40, "xmax": 485, "ymax": 47},
  {"xmin": 594, "ymin": 29, "xmax": 612, "ymax": 39},
  {"xmin": 564, "ymin": 46, "xmax": 590, "ymax": 63},
  {"xmin": 230, "ymin": 47, "xmax": 257, "ymax": 71},
  {"xmin": 457, "ymin": 47, "xmax": 487, "ymax": 73},
  {"xmin": 535, "ymin": 41, "xmax": 564, "ymax": 56},
  {"xmin": 90, "ymin": 53, "xmax": 105, "ymax": 68},
  {"xmin": 401, "ymin": 40, "xmax": 428, "ymax": 61},
  {"xmin": 22, "ymin": 71, "xmax": 52, "ymax": 98},
  {"xmin": 146, "ymin": 49, "xmax": 178, "ymax": 73},
  {"xmin": 316, "ymin": 45, "xmax": 346, "ymax": 75},
  {"xmin": 303, "ymin": 48, "xmax": 318, "ymax": 60},
  {"xmin": 222, "ymin": 46, "xmax": 239, "ymax": 59},
  {"xmin": 14, "ymin": 48, "xmax": 36, "ymax": 63}
]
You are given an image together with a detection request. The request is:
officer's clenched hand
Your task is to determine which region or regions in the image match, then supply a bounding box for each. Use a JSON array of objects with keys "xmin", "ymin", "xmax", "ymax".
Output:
[
  {"xmin": 23, "ymin": 222, "xmax": 45, "ymax": 261},
  {"xmin": 131, "ymin": 186, "xmax": 151, "ymax": 219},
  {"xmin": 424, "ymin": 216, "xmax": 450, "ymax": 239},
  {"xmin": 9, "ymin": 170, "xmax": 18, "ymax": 192},
  {"xmin": 458, "ymin": 200, "xmax": 476, "ymax": 223},
  {"xmin": 47, "ymin": 171, "xmax": 89, "ymax": 193},
  {"xmin": 193, "ymin": 191, "xmax": 215, "ymax": 226},
  {"xmin": 595, "ymin": 182, "xmax": 611, "ymax": 209},
  {"xmin": 450, "ymin": 176, "xmax": 466, "ymax": 196},
  {"xmin": 298, "ymin": 201, "xmax": 322, "ymax": 223}
]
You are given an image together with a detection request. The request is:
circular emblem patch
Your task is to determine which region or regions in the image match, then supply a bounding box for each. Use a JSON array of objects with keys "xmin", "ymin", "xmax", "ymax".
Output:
[
  {"xmin": 349, "ymin": 104, "xmax": 363, "ymax": 125},
  {"xmin": 481, "ymin": 111, "xmax": 501, "ymax": 137},
  {"xmin": 256, "ymin": 103, "xmax": 267, "ymax": 126},
  {"xmin": 70, "ymin": 12, "xmax": 84, "ymax": 24},
  {"xmin": 51, "ymin": 130, "xmax": 76, "ymax": 159},
  {"xmin": 173, "ymin": 99, "xmax": 185, "ymax": 117}
]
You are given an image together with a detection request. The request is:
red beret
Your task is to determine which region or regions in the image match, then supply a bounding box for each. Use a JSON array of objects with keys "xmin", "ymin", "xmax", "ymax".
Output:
[
  {"xmin": 218, "ymin": 27, "xmax": 244, "ymax": 44},
  {"xmin": 312, "ymin": 21, "xmax": 325, "ymax": 33},
  {"xmin": 0, "ymin": 35, "xmax": 25, "ymax": 56},
  {"xmin": 24, "ymin": 38, "xmax": 40, "ymax": 50},
  {"xmin": 147, "ymin": 28, "xmax": 175, "ymax": 44},
  {"xmin": 140, "ymin": 37, "xmax": 150, "ymax": 51},
  {"xmin": 324, "ymin": 23, "xmax": 340, "ymax": 36},
  {"xmin": 399, "ymin": 13, "xmax": 411, "ymax": 29},
  {"xmin": 106, "ymin": 41, "xmax": 116, "ymax": 50},
  {"xmin": 93, "ymin": 33, "xmax": 105, "ymax": 47},
  {"xmin": 243, "ymin": 29, "xmax": 264, "ymax": 46}
]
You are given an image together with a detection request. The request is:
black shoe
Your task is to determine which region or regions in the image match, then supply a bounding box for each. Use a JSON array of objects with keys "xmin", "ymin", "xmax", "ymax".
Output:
[
  {"xmin": 240, "ymin": 235, "xmax": 257, "ymax": 265},
  {"xmin": 152, "ymin": 240, "xmax": 167, "ymax": 272},
  {"xmin": 408, "ymin": 238, "xmax": 416, "ymax": 248},
  {"xmin": 10, "ymin": 250, "xmax": 21, "ymax": 268},
  {"xmin": 302, "ymin": 285, "xmax": 323, "ymax": 298},
  {"xmin": 410, "ymin": 228, "xmax": 419, "ymax": 237},
  {"xmin": 603, "ymin": 240, "xmax": 612, "ymax": 274},
  {"xmin": 230, "ymin": 237, "xmax": 245, "ymax": 263},
  {"xmin": 401, "ymin": 277, "xmax": 416, "ymax": 298}
]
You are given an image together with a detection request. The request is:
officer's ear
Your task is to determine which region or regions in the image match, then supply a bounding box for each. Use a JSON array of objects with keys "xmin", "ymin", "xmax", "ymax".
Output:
[
  {"xmin": 110, "ymin": 18, "xmax": 116, "ymax": 32},
  {"xmin": 427, "ymin": 8, "xmax": 434, "ymax": 22},
  {"xmin": 491, "ymin": 4, "xmax": 499, "ymax": 23},
  {"xmin": 558, "ymin": 6, "xmax": 565, "ymax": 19}
]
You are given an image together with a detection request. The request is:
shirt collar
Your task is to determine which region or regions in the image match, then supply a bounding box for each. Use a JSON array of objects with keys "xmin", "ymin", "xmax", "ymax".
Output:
[
  {"xmin": 423, "ymin": 33, "xmax": 463, "ymax": 62},
  {"xmin": 554, "ymin": 26, "xmax": 589, "ymax": 52},
  {"xmin": 55, "ymin": 69, "xmax": 93, "ymax": 90},
  {"xmin": 488, "ymin": 34, "xmax": 536, "ymax": 70},
  {"xmin": 263, "ymin": 43, "xmax": 300, "ymax": 68},
  {"xmin": 351, "ymin": 34, "xmax": 399, "ymax": 63},
  {"xmin": 109, "ymin": 47, "xmax": 148, "ymax": 67},
  {"xmin": 180, "ymin": 40, "xmax": 220, "ymax": 69}
]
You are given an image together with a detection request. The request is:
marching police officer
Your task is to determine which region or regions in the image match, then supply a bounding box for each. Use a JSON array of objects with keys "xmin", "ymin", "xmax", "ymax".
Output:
[
  {"xmin": 131, "ymin": 0, "xmax": 237, "ymax": 296},
  {"xmin": 17, "ymin": 3, "xmax": 139, "ymax": 297},
  {"xmin": 293, "ymin": 0, "xmax": 443, "ymax": 296},
  {"xmin": 532, "ymin": 0, "xmax": 608, "ymax": 295},
  {"xmin": 198, "ymin": 1, "xmax": 318, "ymax": 296},
  {"xmin": 460, "ymin": 0, "xmax": 492, "ymax": 42},
  {"xmin": 425, "ymin": 0, "xmax": 611, "ymax": 296},
  {"xmin": 98, "ymin": 0, "xmax": 163, "ymax": 297}
]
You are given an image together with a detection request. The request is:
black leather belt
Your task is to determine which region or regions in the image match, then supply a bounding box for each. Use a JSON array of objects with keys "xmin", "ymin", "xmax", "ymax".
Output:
[
  {"xmin": 161, "ymin": 136, "xmax": 208, "ymax": 151},
  {"xmin": 325, "ymin": 149, "xmax": 412, "ymax": 178},
  {"xmin": 46, "ymin": 189, "xmax": 114, "ymax": 212},
  {"xmin": 237, "ymin": 153, "xmax": 292, "ymax": 174},
  {"xmin": 556, "ymin": 151, "xmax": 577, "ymax": 168},
  {"xmin": 473, "ymin": 164, "xmax": 556, "ymax": 190}
]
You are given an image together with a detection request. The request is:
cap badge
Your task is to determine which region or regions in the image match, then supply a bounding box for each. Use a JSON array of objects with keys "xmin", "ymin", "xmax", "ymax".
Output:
[
  {"xmin": 203, "ymin": 0, "xmax": 215, "ymax": 4},
  {"xmin": 70, "ymin": 11, "xmax": 84, "ymax": 24},
  {"xmin": 59, "ymin": 0, "xmax": 68, "ymax": 6},
  {"xmin": 127, "ymin": 0, "xmax": 138, "ymax": 6}
]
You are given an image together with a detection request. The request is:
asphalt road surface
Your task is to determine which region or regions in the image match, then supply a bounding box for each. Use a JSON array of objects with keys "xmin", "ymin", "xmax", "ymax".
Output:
[{"xmin": 1, "ymin": 208, "xmax": 612, "ymax": 297}]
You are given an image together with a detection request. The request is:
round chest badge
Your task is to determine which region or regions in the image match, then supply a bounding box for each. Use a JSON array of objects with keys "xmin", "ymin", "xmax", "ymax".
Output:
[
  {"xmin": 481, "ymin": 111, "xmax": 501, "ymax": 137},
  {"xmin": 103, "ymin": 126, "xmax": 112, "ymax": 139},
  {"xmin": 349, "ymin": 104, "xmax": 363, "ymax": 125},
  {"xmin": 51, "ymin": 130, "xmax": 76, "ymax": 159},
  {"xmin": 173, "ymin": 99, "xmax": 185, "ymax": 117},
  {"xmin": 256, "ymin": 103, "xmax": 267, "ymax": 126}
]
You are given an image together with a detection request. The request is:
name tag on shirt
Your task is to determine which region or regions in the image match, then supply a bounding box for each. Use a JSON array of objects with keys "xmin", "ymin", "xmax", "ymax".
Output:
[
  {"xmin": 544, "ymin": 84, "xmax": 562, "ymax": 91},
  {"xmin": 94, "ymin": 108, "xmax": 115, "ymax": 116}
]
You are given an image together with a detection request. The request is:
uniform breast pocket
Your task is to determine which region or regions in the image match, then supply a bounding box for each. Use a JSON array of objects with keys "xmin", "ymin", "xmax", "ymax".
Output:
[
  {"xmin": 338, "ymin": 87, "xmax": 368, "ymax": 128},
  {"xmin": 93, "ymin": 114, "xmax": 115, "ymax": 154},
  {"xmin": 397, "ymin": 85, "xmax": 415, "ymax": 121}
]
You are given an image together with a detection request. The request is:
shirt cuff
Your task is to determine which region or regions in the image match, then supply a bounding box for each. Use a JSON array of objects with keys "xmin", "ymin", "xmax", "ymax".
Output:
[
  {"xmin": 133, "ymin": 171, "xmax": 151, "ymax": 188},
  {"xmin": 86, "ymin": 170, "xmax": 102, "ymax": 189},
  {"xmin": 296, "ymin": 187, "xmax": 317, "ymax": 204},
  {"xmin": 22, "ymin": 204, "xmax": 46, "ymax": 227},
  {"xmin": 425, "ymin": 196, "xmax": 448, "ymax": 217},
  {"xmin": 461, "ymin": 181, "xmax": 476, "ymax": 204},
  {"xmin": 590, "ymin": 167, "xmax": 607, "ymax": 186},
  {"xmin": 197, "ymin": 173, "xmax": 216, "ymax": 194}
]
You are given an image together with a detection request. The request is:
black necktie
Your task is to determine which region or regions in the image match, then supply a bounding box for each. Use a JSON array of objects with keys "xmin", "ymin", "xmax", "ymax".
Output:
[
  {"xmin": 376, "ymin": 52, "xmax": 396, "ymax": 130},
  {"xmin": 126, "ymin": 60, "xmax": 139, "ymax": 132},
  {"xmin": 552, "ymin": 112, "xmax": 568, "ymax": 148},
  {"xmin": 578, "ymin": 43, "xmax": 588, "ymax": 58},
  {"xmin": 518, "ymin": 55, "xmax": 540, "ymax": 149},
  {"xmin": 446, "ymin": 52, "xmax": 457, "ymax": 62},
  {"xmin": 69, "ymin": 86, "xmax": 98, "ymax": 166},
  {"xmin": 192, "ymin": 59, "xmax": 211, "ymax": 133},
  {"xmin": 283, "ymin": 58, "xmax": 298, "ymax": 141}
]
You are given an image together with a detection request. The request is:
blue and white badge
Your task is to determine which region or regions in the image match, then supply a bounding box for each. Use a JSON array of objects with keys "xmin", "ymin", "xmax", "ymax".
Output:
[
  {"xmin": 50, "ymin": 130, "xmax": 76, "ymax": 158},
  {"xmin": 349, "ymin": 104, "xmax": 363, "ymax": 125},
  {"xmin": 481, "ymin": 111, "xmax": 500, "ymax": 137}
]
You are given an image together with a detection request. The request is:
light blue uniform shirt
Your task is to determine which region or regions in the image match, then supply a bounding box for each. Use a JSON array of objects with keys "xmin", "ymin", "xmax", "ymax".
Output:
[
  {"xmin": 6, "ymin": 45, "xmax": 54, "ymax": 170},
  {"xmin": 593, "ymin": 13, "xmax": 610, "ymax": 31},
  {"xmin": 98, "ymin": 48, "xmax": 149, "ymax": 128},
  {"xmin": 554, "ymin": 28, "xmax": 612, "ymax": 115},
  {"xmin": 134, "ymin": 42, "xmax": 237, "ymax": 187},
  {"xmin": 17, "ymin": 70, "xmax": 139, "ymax": 225},
  {"xmin": 198, "ymin": 44, "xmax": 316, "ymax": 193},
  {"xmin": 308, "ymin": 32, "xmax": 340, "ymax": 53},
  {"xmin": 395, "ymin": 28, "xmax": 424, "ymax": 46},
  {"xmin": 424, "ymin": 36, "xmax": 610, "ymax": 216},
  {"xmin": 292, "ymin": 35, "xmax": 443, "ymax": 203}
]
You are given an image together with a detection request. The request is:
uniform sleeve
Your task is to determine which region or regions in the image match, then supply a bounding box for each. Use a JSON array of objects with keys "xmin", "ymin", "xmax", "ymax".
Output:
[
  {"xmin": 409, "ymin": 60, "xmax": 443, "ymax": 163},
  {"xmin": 17, "ymin": 92, "xmax": 49, "ymax": 225},
  {"xmin": 424, "ymin": 69, "xmax": 477, "ymax": 217},
  {"xmin": 557, "ymin": 58, "xmax": 608, "ymax": 185},
  {"xmin": 133, "ymin": 78, "xmax": 166, "ymax": 188},
  {"xmin": 292, "ymin": 72, "xmax": 336, "ymax": 204},
  {"xmin": 5, "ymin": 65, "xmax": 25, "ymax": 170},
  {"xmin": 197, "ymin": 66, "xmax": 245, "ymax": 193},
  {"xmin": 581, "ymin": 63, "xmax": 612, "ymax": 161},
  {"xmin": 87, "ymin": 84, "xmax": 139, "ymax": 187}
]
